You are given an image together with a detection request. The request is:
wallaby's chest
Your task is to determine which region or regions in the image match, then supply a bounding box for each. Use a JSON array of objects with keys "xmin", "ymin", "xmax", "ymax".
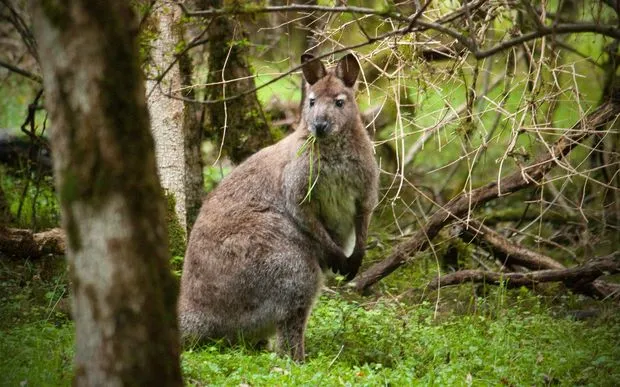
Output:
[{"xmin": 311, "ymin": 156, "xmax": 363, "ymax": 256}]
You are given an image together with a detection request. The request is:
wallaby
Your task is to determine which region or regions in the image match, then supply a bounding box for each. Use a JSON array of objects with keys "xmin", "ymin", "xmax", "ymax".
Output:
[{"xmin": 178, "ymin": 53, "xmax": 379, "ymax": 361}]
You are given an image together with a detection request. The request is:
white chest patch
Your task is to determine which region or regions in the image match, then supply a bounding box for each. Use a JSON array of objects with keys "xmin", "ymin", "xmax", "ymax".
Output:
[{"xmin": 342, "ymin": 229, "xmax": 356, "ymax": 258}]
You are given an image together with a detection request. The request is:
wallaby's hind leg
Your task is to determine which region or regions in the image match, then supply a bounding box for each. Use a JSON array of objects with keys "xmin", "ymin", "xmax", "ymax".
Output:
[{"xmin": 276, "ymin": 307, "xmax": 309, "ymax": 362}]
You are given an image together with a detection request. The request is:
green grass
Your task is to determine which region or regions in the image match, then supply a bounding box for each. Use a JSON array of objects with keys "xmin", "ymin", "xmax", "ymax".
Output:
[
  {"xmin": 1, "ymin": 284, "xmax": 619, "ymax": 386},
  {"xmin": 0, "ymin": 167, "xmax": 60, "ymax": 230},
  {"xmin": 0, "ymin": 322, "xmax": 73, "ymax": 387},
  {"xmin": 0, "ymin": 78, "xmax": 40, "ymax": 132}
]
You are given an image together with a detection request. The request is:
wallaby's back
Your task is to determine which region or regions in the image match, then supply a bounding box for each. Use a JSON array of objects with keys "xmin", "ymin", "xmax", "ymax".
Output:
[{"xmin": 178, "ymin": 53, "xmax": 378, "ymax": 361}]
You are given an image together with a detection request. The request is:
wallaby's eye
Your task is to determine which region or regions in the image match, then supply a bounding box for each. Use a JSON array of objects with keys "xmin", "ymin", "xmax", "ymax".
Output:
[
  {"xmin": 309, "ymin": 98, "xmax": 315, "ymax": 107},
  {"xmin": 335, "ymin": 99, "xmax": 345, "ymax": 108}
]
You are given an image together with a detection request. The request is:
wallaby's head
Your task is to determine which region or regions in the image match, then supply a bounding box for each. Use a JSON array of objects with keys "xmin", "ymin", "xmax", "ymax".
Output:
[{"xmin": 300, "ymin": 53, "xmax": 361, "ymax": 139}]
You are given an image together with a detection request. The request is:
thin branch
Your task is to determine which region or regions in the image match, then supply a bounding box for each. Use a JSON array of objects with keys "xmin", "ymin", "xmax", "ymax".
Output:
[
  {"xmin": 173, "ymin": 1, "xmax": 619, "ymax": 105},
  {"xmin": 353, "ymin": 97, "xmax": 620, "ymax": 292},
  {"xmin": 145, "ymin": 17, "xmax": 213, "ymax": 100},
  {"xmin": 470, "ymin": 23, "xmax": 620, "ymax": 58},
  {"xmin": 180, "ymin": 3, "xmax": 411, "ymax": 20},
  {"xmin": 0, "ymin": 0, "xmax": 38, "ymax": 60},
  {"xmin": 403, "ymin": 72, "xmax": 506, "ymax": 166},
  {"xmin": 457, "ymin": 219, "xmax": 566, "ymax": 270},
  {"xmin": 426, "ymin": 255, "xmax": 620, "ymax": 299},
  {"xmin": 180, "ymin": 0, "xmax": 490, "ymax": 28},
  {"xmin": 0, "ymin": 59, "xmax": 42, "ymax": 83}
]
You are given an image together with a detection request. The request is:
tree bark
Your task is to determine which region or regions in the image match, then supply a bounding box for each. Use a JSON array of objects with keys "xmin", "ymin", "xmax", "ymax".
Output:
[
  {"xmin": 202, "ymin": 0, "xmax": 274, "ymax": 164},
  {"xmin": 354, "ymin": 98, "xmax": 620, "ymax": 292},
  {"xmin": 145, "ymin": 0, "xmax": 203, "ymax": 237},
  {"xmin": 31, "ymin": 1, "xmax": 183, "ymax": 385}
]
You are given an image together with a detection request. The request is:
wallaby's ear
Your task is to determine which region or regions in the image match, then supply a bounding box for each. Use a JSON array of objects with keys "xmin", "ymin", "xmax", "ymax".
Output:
[
  {"xmin": 301, "ymin": 54, "xmax": 326, "ymax": 85},
  {"xmin": 335, "ymin": 53, "xmax": 360, "ymax": 88}
]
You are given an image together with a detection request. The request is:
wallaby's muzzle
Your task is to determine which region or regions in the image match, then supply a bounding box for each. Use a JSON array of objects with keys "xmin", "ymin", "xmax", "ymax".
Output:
[{"xmin": 310, "ymin": 120, "xmax": 331, "ymax": 137}]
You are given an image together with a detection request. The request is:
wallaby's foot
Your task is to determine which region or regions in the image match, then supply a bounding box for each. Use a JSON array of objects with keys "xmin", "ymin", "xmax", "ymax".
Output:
[{"xmin": 276, "ymin": 311, "xmax": 308, "ymax": 362}]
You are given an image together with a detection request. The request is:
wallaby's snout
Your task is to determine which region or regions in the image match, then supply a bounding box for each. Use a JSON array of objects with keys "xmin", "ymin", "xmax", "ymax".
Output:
[{"xmin": 310, "ymin": 119, "xmax": 331, "ymax": 137}]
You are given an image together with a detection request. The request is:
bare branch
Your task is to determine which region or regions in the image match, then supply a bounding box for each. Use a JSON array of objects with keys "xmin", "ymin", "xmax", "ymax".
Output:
[
  {"xmin": 471, "ymin": 23, "xmax": 620, "ymax": 58},
  {"xmin": 353, "ymin": 98, "xmax": 620, "ymax": 292},
  {"xmin": 173, "ymin": 1, "xmax": 619, "ymax": 105},
  {"xmin": 180, "ymin": 3, "xmax": 411, "ymax": 20},
  {"xmin": 456, "ymin": 220, "xmax": 566, "ymax": 270},
  {"xmin": 0, "ymin": 59, "xmax": 42, "ymax": 83},
  {"xmin": 426, "ymin": 255, "xmax": 620, "ymax": 299}
]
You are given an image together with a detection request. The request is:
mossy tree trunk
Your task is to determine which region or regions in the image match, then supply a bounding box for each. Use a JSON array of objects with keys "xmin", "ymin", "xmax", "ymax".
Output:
[
  {"xmin": 200, "ymin": 0, "xmax": 274, "ymax": 164},
  {"xmin": 31, "ymin": 1, "xmax": 183, "ymax": 385},
  {"xmin": 145, "ymin": 1, "xmax": 203, "ymax": 240}
]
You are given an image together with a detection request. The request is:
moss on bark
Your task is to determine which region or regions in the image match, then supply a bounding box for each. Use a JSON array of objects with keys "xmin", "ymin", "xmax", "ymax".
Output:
[
  {"xmin": 204, "ymin": 0, "xmax": 274, "ymax": 164},
  {"xmin": 164, "ymin": 191, "xmax": 187, "ymax": 258}
]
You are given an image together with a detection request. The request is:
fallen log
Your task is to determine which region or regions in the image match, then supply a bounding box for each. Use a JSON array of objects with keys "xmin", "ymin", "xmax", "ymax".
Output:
[
  {"xmin": 456, "ymin": 220, "xmax": 566, "ymax": 270},
  {"xmin": 354, "ymin": 96, "xmax": 620, "ymax": 292},
  {"xmin": 0, "ymin": 226, "xmax": 65, "ymax": 258},
  {"xmin": 426, "ymin": 255, "xmax": 620, "ymax": 299}
]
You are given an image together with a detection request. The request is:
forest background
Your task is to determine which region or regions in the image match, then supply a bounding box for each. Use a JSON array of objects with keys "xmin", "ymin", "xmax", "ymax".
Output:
[{"xmin": 0, "ymin": 0, "xmax": 619, "ymax": 385}]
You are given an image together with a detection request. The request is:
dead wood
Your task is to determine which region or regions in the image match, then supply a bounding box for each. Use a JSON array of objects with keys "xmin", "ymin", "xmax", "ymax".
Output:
[
  {"xmin": 590, "ymin": 279, "xmax": 620, "ymax": 300},
  {"xmin": 354, "ymin": 97, "xmax": 620, "ymax": 293},
  {"xmin": 456, "ymin": 220, "xmax": 566, "ymax": 270},
  {"xmin": 0, "ymin": 226, "xmax": 65, "ymax": 258},
  {"xmin": 425, "ymin": 255, "xmax": 620, "ymax": 299}
]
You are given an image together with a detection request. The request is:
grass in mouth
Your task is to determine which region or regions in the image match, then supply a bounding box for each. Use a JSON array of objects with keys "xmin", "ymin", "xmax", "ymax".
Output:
[{"xmin": 296, "ymin": 134, "xmax": 321, "ymax": 203}]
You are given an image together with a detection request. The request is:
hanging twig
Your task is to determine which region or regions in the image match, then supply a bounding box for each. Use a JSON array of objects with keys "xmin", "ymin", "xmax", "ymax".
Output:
[{"xmin": 353, "ymin": 96, "xmax": 620, "ymax": 292}]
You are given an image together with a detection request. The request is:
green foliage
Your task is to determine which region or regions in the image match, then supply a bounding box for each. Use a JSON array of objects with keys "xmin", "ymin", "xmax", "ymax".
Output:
[
  {"xmin": 0, "ymin": 322, "xmax": 74, "ymax": 386},
  {"xmin": 170, "ymin": 255, "xmax": 184, "ymax": 279},
  {"xmin": 1, "ymin": 264, "xmax": 619, "ymax": 385},
  {"xmin": 0, "ymin": 258, "xmax": 69, "ymax": 330},
  {"xmin": 0, "ymin": 167, "xmax": 60, "ymax": 229},
  {"xmin": 203, "ymin": 164, "xmax": 232, "ymax": 193},
  {"xmin": 155, "ymin": 293, "xmax": 620, "ymax": 385}
]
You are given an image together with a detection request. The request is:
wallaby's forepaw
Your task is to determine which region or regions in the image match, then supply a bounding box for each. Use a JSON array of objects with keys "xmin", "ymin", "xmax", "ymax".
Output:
[{"xmin": 344, "ymin": 251, "xmax": 363, "ymax": 281}]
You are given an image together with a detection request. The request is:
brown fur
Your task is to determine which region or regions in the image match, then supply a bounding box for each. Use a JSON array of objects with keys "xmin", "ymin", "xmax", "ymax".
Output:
[{"xmin": 178, "ymin": 53, "xmax": 379, "ymax": 361}]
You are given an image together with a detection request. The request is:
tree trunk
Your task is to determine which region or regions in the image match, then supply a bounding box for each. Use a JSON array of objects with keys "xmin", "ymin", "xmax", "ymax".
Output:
[
  {"xmin": 202, "ymin": 0, "xmax": 274, "ymax": 164},
  {"xmin": 145, "ymin": 0, "xmax": 203, "ymax": 241},
  {"xmin": 31, "ymin": 1, "xmax": 183, "ymax": 386}
]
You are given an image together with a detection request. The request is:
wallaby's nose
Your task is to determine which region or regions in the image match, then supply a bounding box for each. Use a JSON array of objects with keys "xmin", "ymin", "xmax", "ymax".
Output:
[{"xmin": 311, "ymin": 121, "xmax": 330, "ymax": 137}]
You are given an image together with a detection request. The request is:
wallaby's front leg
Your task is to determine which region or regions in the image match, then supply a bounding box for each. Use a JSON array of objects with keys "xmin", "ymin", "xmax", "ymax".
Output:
[
  {"xmin": 284, "ymin": 178, "xmax": 349, "ymax": 273},
  {"xmin": 300, "ymin": 207, "xmax": 350, "ymax": 273},
  {"xmin": 345, "ymin": 205, "xmax": 371, "ymax": 280}
]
